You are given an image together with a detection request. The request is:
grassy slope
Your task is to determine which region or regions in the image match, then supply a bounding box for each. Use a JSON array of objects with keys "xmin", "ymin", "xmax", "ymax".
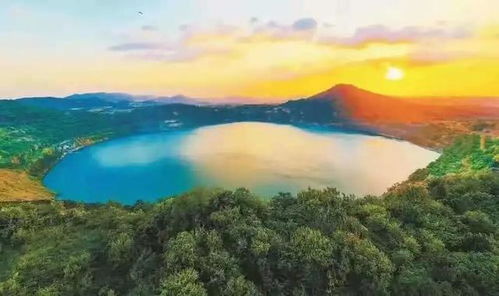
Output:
[
  {"xmin": 427, "ymin": 135, "xmax": 498, "ymax": 176},
  {"xmin": 374, "ymin": 120, "xmax": 499, "ymax": 150},
  {"xmin": 0, "ymin": 170, "xmax": 53, "ymax": 201}
]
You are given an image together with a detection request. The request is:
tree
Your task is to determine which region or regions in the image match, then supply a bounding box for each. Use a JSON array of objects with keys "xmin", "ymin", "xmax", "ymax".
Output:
[{"xmin": 160, "ymin": 269, "xmax": 207, "ymax": 296}]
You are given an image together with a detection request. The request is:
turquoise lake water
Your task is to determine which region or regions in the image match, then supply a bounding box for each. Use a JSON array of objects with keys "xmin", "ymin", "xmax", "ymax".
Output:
[{"xmin": 43, "ymin": 122, "xmax": 440, "ymax": 204}]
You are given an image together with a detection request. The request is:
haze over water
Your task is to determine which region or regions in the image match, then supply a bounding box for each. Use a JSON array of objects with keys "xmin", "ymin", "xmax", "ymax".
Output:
[{"xmin": 44, "ymin": 122, "xmax": 439, "ymax": 204}]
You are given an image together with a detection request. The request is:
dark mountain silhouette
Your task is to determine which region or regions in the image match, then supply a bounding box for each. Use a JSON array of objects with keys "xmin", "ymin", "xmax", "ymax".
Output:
[
  {"xmin": 16, "ymin": 93, "xmax": 207, "ymax": 110},
  {"xmin": 286, "ymin": 84, "xmax": 499, "ymax": 124},
  {"xmin": 2, "ymin": 84, "xmax": 497, "ymax": 150},
  {"xmin": 11, "ymin": 85, "xmax": 498, "ymax": 124}
]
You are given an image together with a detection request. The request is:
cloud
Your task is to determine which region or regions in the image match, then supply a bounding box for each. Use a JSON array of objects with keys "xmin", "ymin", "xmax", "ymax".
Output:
[
  {"xmin": 409, "ymin": 49, "xmax": 474, "ymax": 65},
  {"xmin": 108, "ymin": 19, "xmax": 477, "ymax": 69},
  {"xmin": 112, "ymin": 18, "xmax": 322, "ymax": 61},
  {"xmin": 109, "ymin": 42, "xmax": 202, "ymax": 62},
  {"xmin": 108, "ymin": 42, "xmax": 166, "ymax": 51},
  {"xmin": 141, "ymin": 25, "xmax": 158, "ymax": 31},
  {"xmin": 292, "ymin": 18, "xmax": 318, "ymax": 31},
  {"xmin": 251, "ymin": 18, "xmax": 318, "ymax": 40},
  {"xmin": 249, "ymin": 17, "xmax": 259, "ymax": 24},
  {"xmin": 129, "ymin": 50, "xmax": 201, "ymax": 62},
  {"xmin": 109, "ymin": 26, "xmax": 234, "ymax": 63},
  {"xmin": 332, "ymin": 25, "xmax": 471, "ymax": 46},
  {"xmin": 178, "ymin": 24, "xmax": 191, "ymax": 33}
]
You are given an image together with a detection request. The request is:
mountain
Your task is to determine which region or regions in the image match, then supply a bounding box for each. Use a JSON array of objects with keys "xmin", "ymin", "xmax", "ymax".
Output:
[
  {"xmin": 151, "ymin": 95, "xmax": 208, "ymax": 106},
  {"xmin": 64, "ymin": 92, "xmax": 137, "ymax": 102},
  {"xmin": 11, "ymin": 85, "xmax": 498, "ymax": 125},
  {"xmin": 1, "ymin": 84, "xmax": 497, "ymax": 154},
  {"xmin": 16, "ymin": 92, "xmax": 207, "ymax": 111},
  {"xmin": 286, "ymin": 84, "xmax": 499, "ymax": 124}
]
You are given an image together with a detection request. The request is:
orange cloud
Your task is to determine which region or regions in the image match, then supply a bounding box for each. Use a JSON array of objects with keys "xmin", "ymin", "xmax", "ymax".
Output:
[
  {"xmin": 318, "ymin": 24, "xmax": 472, "ymax": 48},
  {"xmin": 4, "ymin": 18, "xmax": 499, "ymax": 100}
]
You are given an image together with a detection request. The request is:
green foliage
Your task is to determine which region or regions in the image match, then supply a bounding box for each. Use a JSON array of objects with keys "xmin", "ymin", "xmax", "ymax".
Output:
[
  {"xmin": 0, "ymin": 168, "xmax": 497, "ymax": 295},
  {"xmin": 160, "ymin": 268, "xmax": 207, "ymax": 296},
  {"xmin": 428, "ymin": 134, "xmax": 498, "ymax": 177},
  {"xmin": 1, "ymin": 98, "xmax": 346, "ymax": 176},
  {"xmin": 0, "ymin": 101, "xmax": 113, "ymax": 175},
  {"xmin": 0, "ymin": 119, "xmax": 498, "ymax": 295}
]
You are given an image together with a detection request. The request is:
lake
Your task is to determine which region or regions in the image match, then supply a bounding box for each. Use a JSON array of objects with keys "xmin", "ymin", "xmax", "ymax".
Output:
[{"xmin": 44, "ymin": 122, "xmax": 440, "ymax": 204}]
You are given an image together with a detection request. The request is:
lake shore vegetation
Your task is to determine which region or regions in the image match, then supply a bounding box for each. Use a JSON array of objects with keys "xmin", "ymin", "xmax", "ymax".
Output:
[{"xmin": 0, "ymin": 136, "xmax": 497, "ymax": 295}]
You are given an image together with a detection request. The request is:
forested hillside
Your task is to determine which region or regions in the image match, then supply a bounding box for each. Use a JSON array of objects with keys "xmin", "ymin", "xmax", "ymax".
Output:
[
  {"xmin": 0, "ymin": 98, "xmax": 328, "ymax": 177},
  {"xmin": 2, "ymin": 88, "xmax": 496, "ymax": 177},
  {"xmin": 0, "ymin": 137, "xmax": 497, "ymax": 296}
]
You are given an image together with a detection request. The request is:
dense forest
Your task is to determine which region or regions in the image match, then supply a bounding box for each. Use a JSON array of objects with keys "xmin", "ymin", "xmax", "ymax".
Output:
[
  {"xmin": 0, "ymin": 98, "xmax": 345, "ymax": 176},
  {"xmin": 0, "ymin": 135, "xmax": 497, "ymax": 295}
]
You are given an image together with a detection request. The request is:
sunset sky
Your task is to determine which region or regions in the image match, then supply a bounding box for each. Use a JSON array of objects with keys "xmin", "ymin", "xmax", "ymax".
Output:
[{"xmin": 1, "ymin": 0, "xmax": 499, "ymax": 101}]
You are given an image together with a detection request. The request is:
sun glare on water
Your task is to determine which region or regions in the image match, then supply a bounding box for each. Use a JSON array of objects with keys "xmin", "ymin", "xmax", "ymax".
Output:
[{"xmin": 385, "ymin": 66, "xmax": 405, "ymax": 81}]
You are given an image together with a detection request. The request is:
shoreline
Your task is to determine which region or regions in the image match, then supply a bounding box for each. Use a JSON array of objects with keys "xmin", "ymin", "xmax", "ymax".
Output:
[
  {"xmin": 38, "ymin": 122, "xmax": 441, "ymax": 203},
  {"xmin": 3, "ymin": 119, "xmax": 487, "ymax": 203}
]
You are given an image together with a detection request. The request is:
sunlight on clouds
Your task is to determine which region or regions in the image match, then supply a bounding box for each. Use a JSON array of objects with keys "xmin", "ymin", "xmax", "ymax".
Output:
[
  {"xmin": 4, "ymin": 25, "xmax": 498, "ymax": 100},
  {"xmin": 95, "ymin": 30, "xmax": 414, "ymax": 100},
  {"xmin": 2, "ymin": 0, "xmax": 499, "ymax": 100}
]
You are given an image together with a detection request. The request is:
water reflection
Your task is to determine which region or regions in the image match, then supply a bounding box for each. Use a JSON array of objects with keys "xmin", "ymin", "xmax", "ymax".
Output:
[
  {"xmin": 92, "ymin": 132, "xmax": 187, "ymax": 167},
  {"xmin": 179, "ymin": 122, "xmax": 439, "ymax": 196},
  {"xmin": 44, "ymin": 122, "xmax": 439, "ymax": 203}
]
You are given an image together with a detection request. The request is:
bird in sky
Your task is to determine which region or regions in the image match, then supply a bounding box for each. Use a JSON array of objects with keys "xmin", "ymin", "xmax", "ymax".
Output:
[{"xmin": 138, "ymin": 11, "xmax": 143, "ymax": 15}]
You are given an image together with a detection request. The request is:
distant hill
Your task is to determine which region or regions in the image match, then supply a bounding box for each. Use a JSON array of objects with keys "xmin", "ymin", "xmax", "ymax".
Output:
[
  {"xmin": 13, "ymin": 86, "xmax": 497, "ymax": 123},
  {"xmin": 16, "ymin": 92, "xmax": 208, "ymax": 111},
  {"xmin": 5, "ymin": 85, "xmax": 497, "ymax": 149},
  {"xmin": 287, "ymin": 84, "xmax": 499, "ymax": 124}
]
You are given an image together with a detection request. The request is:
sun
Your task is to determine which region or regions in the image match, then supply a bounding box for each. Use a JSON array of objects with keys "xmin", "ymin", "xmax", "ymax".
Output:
[{"xmin": 385, "ymin": 66, "xmax": 405, "ymax": 81}]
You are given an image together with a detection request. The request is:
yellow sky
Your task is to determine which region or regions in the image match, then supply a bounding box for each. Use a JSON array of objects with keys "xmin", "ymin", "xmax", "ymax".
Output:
[
  {"xmin": 2, "ymin": 0, "xmax": 499, "ymax": 101},
  {"xmin": 98, "ymin": 28, "xmax": 499, "ymax": 100}
]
